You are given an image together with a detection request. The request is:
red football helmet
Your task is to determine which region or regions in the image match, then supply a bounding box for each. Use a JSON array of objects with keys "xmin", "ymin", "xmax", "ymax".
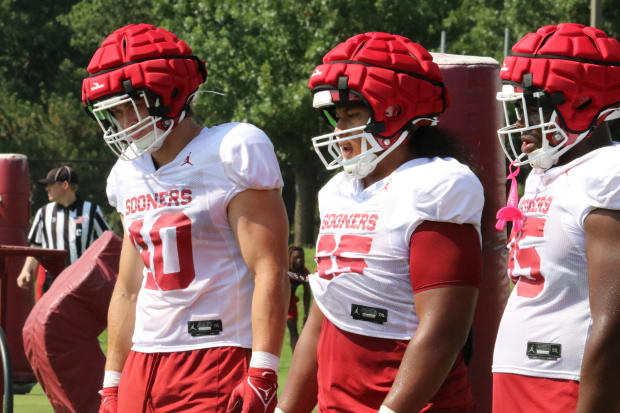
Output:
[
  {"xmin": 82, "ymin": 24, "xmax": 207, "ymax": 160},
  {"xmin": 309, "ymin": 32, "xmax": 448, "ymax": 178},
  {"xmin": 497, "ymin": 23, "xmax": 620, "ymax": 170}
]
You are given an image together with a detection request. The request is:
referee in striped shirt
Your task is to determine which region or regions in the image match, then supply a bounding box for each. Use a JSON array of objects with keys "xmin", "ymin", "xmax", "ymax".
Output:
[{"xmin": 17, "ymin": 166, "xmax": 111, "ymax": 294}]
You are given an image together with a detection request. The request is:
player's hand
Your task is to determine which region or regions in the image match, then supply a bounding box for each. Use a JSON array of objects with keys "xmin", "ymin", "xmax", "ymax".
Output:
[
  {"xmin": 99, "ymin": 386, "xmax": 118, "ymax": 413},
  {"xmin": 226, "ymin": 367, "xmax": 278, "ymax": 413},
  {"xmin": 17, "ymin": 270, "xmax": 33, "ymax": 289}
]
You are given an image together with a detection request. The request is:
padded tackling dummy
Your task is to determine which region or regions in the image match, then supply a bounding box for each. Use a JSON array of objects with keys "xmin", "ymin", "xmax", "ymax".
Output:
[
  {"xmin": 23, "ymin": 230, "xmax": 121, "ymax": 413},
  {"xmin": 0, "ymin": 154, "xmax": 34, "ymax": 384},
  {"xmin": 432, "ymin": 53, "xmax": 510, "ymax": 413}
]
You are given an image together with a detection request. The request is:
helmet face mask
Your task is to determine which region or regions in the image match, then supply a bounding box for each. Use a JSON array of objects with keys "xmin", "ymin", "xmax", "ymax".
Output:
[
  {"xmin": 89, "ymin": 91, "xmax": 177, "ymax": 161},
  {"xmin": 497, "ymin": 85, "xmax": 570, "ymax": 170}
]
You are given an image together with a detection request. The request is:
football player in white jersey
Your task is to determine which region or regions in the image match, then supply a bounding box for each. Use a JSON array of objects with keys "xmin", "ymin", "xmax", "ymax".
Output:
[
  {"xmin": 82, "ymin": 24, "xmax": 289, "ymax": 413},
  {"xmin": 277, "ymin": 32, "xmax": 484, "ymax": 413},
  {"xmin": 492, "ymin": 23, "xmax": 620, "ymax": 413}
]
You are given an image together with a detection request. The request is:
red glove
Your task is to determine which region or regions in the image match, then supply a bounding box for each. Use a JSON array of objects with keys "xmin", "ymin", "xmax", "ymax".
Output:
[
  {"xmin": 227, "ymin": 367, "xmax": 278, "ymax": 413},
  {"xmin": 99, "ymin": 386, "xmax": 118, "ymax": 413}
]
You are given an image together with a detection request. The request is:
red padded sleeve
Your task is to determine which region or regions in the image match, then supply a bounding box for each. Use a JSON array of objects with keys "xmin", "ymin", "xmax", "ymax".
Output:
[{"xmin": 410, "ymin": 221, "xmax": 482, "ymax": 293}]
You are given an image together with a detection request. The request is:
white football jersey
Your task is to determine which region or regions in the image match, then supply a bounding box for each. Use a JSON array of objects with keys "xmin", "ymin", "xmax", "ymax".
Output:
[
  {"xmin": 309, "ymin": 157, "xmax": 483, "ymax": 340},
  {"xmin": 106, "ymin": 123, "xmax": 283, "ymax": 352},
  {"xmin": 493, "ymin": 145, "xmax": 620, "ymax": 381}
]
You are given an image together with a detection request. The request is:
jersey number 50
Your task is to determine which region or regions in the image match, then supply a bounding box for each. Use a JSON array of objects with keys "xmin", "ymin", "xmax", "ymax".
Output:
[{"xmin": 128, "ymin": 212, "xmax": 196, "ymax": 290}]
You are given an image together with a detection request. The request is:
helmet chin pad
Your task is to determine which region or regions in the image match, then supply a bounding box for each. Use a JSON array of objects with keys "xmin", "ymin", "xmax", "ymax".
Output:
[{"xmin": 343, "ymin": 153, "xmax": 378, "ymax": 178}]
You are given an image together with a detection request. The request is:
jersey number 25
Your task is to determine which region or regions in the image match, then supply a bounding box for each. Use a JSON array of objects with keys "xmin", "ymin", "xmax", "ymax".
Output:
[{"xmin": 316, "ymin": 234, "xmax": 372, "ymax": 280}]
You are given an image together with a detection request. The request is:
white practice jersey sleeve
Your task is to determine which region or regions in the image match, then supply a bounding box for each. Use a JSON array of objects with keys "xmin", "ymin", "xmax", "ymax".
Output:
[
  {"xmin": 493, "ymin": 145, "xmax": 620, "ymax": 381},
  {"xmin": 106, "ymin": 123, "xmax": 283, "ymax": 352},
  {"xmin": 310, "ymin": 157, "xmax": 483, "ymax": 340}
]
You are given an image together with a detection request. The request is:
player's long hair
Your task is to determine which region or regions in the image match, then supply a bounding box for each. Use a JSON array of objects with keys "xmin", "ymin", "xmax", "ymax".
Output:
[
  {"xmin": 288, "ymin": 245, "xmax": 305, "ymax": 271},
  {"xmin": 407, "ymin": 124, "xmax": 480, "ymax": 176}
]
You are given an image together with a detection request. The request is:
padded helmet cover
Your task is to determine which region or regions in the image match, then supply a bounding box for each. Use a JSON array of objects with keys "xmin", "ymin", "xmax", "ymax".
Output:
[
  {"xmin": 309, "ymin": 32, "xmax": 448, "ymax": 138},
  {"xmin": 82, "ymin": 24, "xmax": 206, "ymax": 119},
  {"xmin": 501, "ymin": 23, "xmax": 620, "ymax": 133}
]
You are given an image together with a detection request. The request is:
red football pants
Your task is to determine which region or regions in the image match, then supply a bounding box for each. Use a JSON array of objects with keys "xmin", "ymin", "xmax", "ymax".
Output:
[
  {"xmin": 317, "ymin": 318, "xmax": 474, "ymax": 413},
  {"xmin": 118, "ymin": 346, "xmax": 250, "ymax": 413},
  {"xmin": 492, "ymin": 373, "xmax": 579, "ymax": 413}
]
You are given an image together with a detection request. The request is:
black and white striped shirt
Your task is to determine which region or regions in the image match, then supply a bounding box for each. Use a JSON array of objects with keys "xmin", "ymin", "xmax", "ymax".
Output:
[{"xmin": 27, "ymin": 198, "xmax": 111, "ymax": 264}]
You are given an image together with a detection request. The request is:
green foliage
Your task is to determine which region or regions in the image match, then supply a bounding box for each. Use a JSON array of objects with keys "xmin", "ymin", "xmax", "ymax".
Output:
[
  {"xmin": 14, "ymin": 383, "xmax": 53, "ymax": 413},
  {"xmin": 0, "ymin": 0, "xmax": 78, "ymax": 101},
  {"xmin": 59, "ymin": 0, "xmax": 161, "ymax": 52},
  {"xmin": 444, "ymin": 0, "xmax": 592, "ymax": 62}
]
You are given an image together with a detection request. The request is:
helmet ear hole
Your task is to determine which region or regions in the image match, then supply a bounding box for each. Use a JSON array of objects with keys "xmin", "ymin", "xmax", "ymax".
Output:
[{"xmin": 385, "ymin": 104, "xmax": 401, "ymax": 118}]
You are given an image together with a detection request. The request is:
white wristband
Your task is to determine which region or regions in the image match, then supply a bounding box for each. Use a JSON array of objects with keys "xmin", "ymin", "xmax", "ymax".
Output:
[
  {"xmin": 249, "ymin": 351, "xmax": 279, "ymax": 371},
  {"xmin": 379, "ymin": 405, "xmax": 397, "ymax": 413},
  {"xmin": 103, "ymin": 370, "xmax": 121, "ymax": 388},
  {"xmin": 274, "ymin": 408, "xmax": 286, "ymax": 413}
]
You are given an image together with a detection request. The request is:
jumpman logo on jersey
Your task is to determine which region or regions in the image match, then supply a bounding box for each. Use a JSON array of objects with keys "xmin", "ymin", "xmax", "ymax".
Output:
[
  {"xmin": 181, "ymin": 152, "xmax": 193, "ymax": 166},
  {"xmin": 381, "ymin": 178, "xmax": 392, "ymax": 191}
]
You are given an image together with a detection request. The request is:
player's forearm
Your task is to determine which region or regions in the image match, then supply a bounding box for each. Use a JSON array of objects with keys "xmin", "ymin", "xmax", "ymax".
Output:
[
  {"xmin": 278, "ymin": 302, "xmax": 322, "ymax": 413},
  {"xmin": 21, "ymin": 255, "xmax": 39, "ymax": 273},
  {"xmin": 105, "ymin": 230, "xmax": 141, "ymax": 373},
  {"xmin": 382, "ymin": 327, "xmax": 468, "ymax": 412},
  {"xmin": 104, "ymin": 287, "xmax": 137, "ymax": 372},
  {"xmin": 576, "ymin": 319, "xmax": 620, "ymax": 412},
  {"xmin": 251, "ymin": 269, "xmax": 289, "ymax": 355}
]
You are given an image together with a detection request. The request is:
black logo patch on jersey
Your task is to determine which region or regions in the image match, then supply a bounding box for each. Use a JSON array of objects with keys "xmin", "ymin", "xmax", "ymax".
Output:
[
  {"xmin": 526, "ymin": 341, "xmax": 561, "ymax": 360},
  {"xmin": 188, "ymin": 320, "xmax": 223, "ymax": 337},
  {"xmin": 351, "ymin": 304, "xmax": 388, "ymax": 324}
]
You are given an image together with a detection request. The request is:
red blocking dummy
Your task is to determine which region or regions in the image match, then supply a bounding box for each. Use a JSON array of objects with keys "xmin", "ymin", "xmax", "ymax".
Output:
[
  {"xmin": 433, "ymin": 53, "xmax": 510, "ymax": 413},
  {"xmin": 23, "ymin": 231, "xmax": 121, "ymax": 413}
]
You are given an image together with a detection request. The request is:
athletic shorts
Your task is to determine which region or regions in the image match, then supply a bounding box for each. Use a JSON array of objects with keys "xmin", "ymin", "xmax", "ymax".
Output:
[
  {"xmin": 492, "ymin": 373, "xmax": 579, "ymax": 413},
  {"xmin": 317, "ymin": 318, "xmax": 475, "ymax": 413},
  {"xmin": 118, "ymin": 346, "xmax": 250, "ymax": 413}
]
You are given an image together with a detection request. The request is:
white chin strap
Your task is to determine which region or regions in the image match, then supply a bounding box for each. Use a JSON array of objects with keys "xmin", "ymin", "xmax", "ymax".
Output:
[{"xmin": 343, "ymin": 152, "xmax": 378, "ymax": 178}]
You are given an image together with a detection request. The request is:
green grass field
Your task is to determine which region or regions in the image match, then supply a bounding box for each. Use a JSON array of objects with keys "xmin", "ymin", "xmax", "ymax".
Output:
[{"xmin": 14, "ymin": 248, "xmax": 317, "ymax": 412}]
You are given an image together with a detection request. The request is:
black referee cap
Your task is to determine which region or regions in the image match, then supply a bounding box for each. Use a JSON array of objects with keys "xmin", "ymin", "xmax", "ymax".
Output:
[{"xmin": 38, "ymin": 166, "xmax": 79, "ymax": 185}]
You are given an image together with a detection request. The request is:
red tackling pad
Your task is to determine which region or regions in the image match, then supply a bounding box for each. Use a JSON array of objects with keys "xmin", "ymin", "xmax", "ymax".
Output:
[
  {"xmin": 22, "ymin": 231, "xmax": 121, "ymax": 413},
  {"xmin": 433, "ymin": 53, "xmax": 510, "ymax": 413}
]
